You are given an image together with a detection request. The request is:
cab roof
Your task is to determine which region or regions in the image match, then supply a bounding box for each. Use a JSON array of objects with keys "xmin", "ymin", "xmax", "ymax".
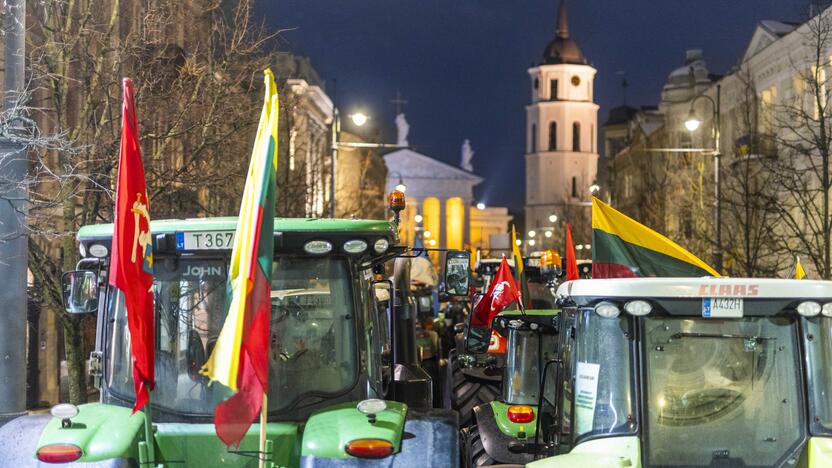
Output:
[
  {"xmin": 557, "ymin": 278, "xmax": 832, "ymax": 302},
  {"xmin": 77, "ymin": 217, "xmax": 396, "ymax": 241}
]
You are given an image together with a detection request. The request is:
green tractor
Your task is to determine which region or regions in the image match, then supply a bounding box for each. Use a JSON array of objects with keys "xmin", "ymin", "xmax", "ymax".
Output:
[
  {"xmin": 461, "ymin": 309, "xmax": 559, "ymax": 467},
  {"xmin": 527, "ymin": 277, "xmax": 832, "ymax": 468},
  {"xmin": 0, "ymin": 217, "xmax": 467, "ymax": 467}
]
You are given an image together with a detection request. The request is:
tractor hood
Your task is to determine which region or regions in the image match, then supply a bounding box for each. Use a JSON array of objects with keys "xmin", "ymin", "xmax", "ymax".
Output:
[
  {"xmin": 36, "ymin": 403, "xmax": 144, "ymax": 462},
  {"xmin": 35, "ymin": 403, "xmax": 303, "ymax": 466}
]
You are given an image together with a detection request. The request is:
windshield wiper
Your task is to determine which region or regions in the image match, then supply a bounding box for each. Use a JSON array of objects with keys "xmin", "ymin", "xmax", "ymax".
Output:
[{"xmin": 671, "ymin": 332, "xmax": 775, "ymax": 341}]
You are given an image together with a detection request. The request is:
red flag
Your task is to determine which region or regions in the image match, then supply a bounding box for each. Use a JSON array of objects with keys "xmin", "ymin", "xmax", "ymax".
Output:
[
  {"xmin": 108, "ymin": 78, "xmax": 155, "ymax": 414},
  {"xmin": 565, "ymin": 224, "xmax": 579, "ymax": 281},
  {"xmin": 471, "ymin": 256, "xmax": 522, "ymax": 327}
]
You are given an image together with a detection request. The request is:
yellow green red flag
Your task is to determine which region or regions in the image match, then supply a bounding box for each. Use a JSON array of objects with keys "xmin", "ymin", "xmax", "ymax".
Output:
[
  {"xmin": 591, "ymin": 197, "xmax": 719, "ymax": 278},
  {"xmin": 200, "ymin": 69, "xmax": 279, "ymax": 447}
]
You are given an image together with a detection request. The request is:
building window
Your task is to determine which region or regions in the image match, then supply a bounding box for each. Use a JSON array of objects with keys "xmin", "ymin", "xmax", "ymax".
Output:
[
  {"xmin": 550, "ymin": 79, "xmax": 558, "ymax": 100},
  {"xmin": 534, "ymin": 78, "xmax": 539, "ymax": 89},
  {"xmin": 530, "ymin": 124, "xmax": 537, "ymax": 153},
  {"xmin": 571, "ymin": 176, "xmax": 577, "ymax": 197},
  {"xmin": 591, "ymin": 124, "xmax": 595, "ymax": 153},
  {"xmin": 572, "ymin": 122, "xmax": 581, "ymax": 152},
  {"xmin": 549, "ymin": 121, "xmax": 557, "ymax": 151}
]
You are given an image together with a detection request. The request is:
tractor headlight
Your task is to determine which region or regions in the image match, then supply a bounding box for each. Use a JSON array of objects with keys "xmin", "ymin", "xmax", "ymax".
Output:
[
  {"xmin": 595, "ymin": 301, "xmax": 620, "ymax": 318},
  {"xmin": 797, "ymin": 301, "xmax": 821, "ymax": 317},
  {"xmin": 304, "ymin": 240, "xmax": 333, "ymax": 255},
  {"xmin": 343, "ymin": 239, "xmax": 368, "ymax": 254},
  {"xmin": 88, "ymin": 244, "xmax": 108, "ymax": 258},
  {"xmin": 373, "ymin": 238, "xmax": 389, "ymax": 254},
  {"xmin": 624, "ymin": 300, "xmax": 652, "ymax": 316}
]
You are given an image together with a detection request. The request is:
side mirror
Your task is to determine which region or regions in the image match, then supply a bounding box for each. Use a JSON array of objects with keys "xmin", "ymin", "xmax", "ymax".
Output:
[
  {"xmin": 464, "ymin": 325, "xmax": 491, "ymax": 354},
  {"xmin": 61, "ymin": 270, "xmax": 99, "ymax": 314},
  {"xmin": 444, "ymin": 250, "xmax": 470, "ymax": 297}
]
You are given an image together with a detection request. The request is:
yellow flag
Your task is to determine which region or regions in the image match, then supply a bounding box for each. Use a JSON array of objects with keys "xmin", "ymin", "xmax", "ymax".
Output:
[
  {"xmin": 511, "ymin": 224, "xmax": 524, "ymax": 275},
  {"xmin": 796, "ymin": 256, "xmax": 806, "ymax": 280}
]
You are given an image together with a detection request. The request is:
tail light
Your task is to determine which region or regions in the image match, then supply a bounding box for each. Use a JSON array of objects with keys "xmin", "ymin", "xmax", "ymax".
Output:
[
  {"xmin": 507, "ymin": 405, "xmax": 535, "ymax": 424},
  {"xmin": 36, "ymin": 444, "xmax": 82, "ymax": 463},
  {"xmin": 345, "ymin": 438, "xmax": 394, "ymax": 459}
]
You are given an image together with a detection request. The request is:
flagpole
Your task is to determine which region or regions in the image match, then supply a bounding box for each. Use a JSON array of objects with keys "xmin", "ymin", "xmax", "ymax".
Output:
[
  {"xmin": 142, "ymin": 389, "xmax": 156, "ymax": 467},
  {"xmin": 259, "ymin": 392, "xmax": 268, "ymax": 468}
]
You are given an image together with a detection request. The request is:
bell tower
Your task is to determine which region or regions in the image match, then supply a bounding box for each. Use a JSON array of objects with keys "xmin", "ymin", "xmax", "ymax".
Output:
[{"xmin": 524, "ymin": 0, "xmax": 598, "ymax": 244}]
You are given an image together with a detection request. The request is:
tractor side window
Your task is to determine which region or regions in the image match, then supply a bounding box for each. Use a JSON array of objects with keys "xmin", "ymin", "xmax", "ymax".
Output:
[
  {"xmin": 557, "ymin": 308, "xmax": 577, "ymax": 442},
  {"xmin": 572, "ymin": 308, "xmax": 635, "ymax": 441}
]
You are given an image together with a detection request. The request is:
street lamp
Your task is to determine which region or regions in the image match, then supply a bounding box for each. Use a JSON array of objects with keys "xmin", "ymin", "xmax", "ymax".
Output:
[
  {"xmin": 528, "ymin": 239, "xmax": 536, "ymax": 247},
  {"xmin": 414, "ymin": 214, "xmax": 423, "ymax": 223},
  {"xmin": 476, "ymin": 202, "xmax": 486, "ymax": 210},
  {"xmin": 548, "ymin": 214, "xmax": 558, "ymax": 223},
  {"xmin": 685, "ymin": 84, "xmax": 722, "ymax": 272},
  {"xmin": 684, "ymin": 108, "xmax": 701, "ymax": 132},
  {"xmin": 330, "ymin": 109, "xmax": 409, "ymax": 218},
  {"xmin": 350, "ymin": 112, "xmax": 368, "ymax": 127},
  {"xmin": 589, "ymin": 183, "xmax": 600, "ymax": 194},
  {"xmin": 528, "ymin": 230, "xmax": 536, "ymax": 238},
  {"xmin": 544, "ymin": 230, "xmax": 553, "ymax": 238}
]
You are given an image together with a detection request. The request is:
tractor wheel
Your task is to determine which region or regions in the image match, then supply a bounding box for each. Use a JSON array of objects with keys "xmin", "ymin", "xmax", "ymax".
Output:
[
  {"xmin": 462, "ymin": 424, "xmax": 496, "ymax": 467},
  {"xmin": 449, "ymin": 350, "xmax": 500, "ymax": 427}
]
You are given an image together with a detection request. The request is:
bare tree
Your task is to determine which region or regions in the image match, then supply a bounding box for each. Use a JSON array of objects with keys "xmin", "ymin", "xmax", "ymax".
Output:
[
  {"xmin": 22, "ymin": 0, "xmax": 277, "ymax": 404},
  {"xmin": 765, "ymin": 4, "xmax": 832, "ymax": 278}
]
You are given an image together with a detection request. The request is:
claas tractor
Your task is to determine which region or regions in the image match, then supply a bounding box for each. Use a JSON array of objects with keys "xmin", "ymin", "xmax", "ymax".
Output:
[
  {"xmin": 528, "ymin": 277, "xmax": 832, "ymax": 468},
  {"xmin": 0, "ymin": 216, "xmax": 468, "ymax": 467}
]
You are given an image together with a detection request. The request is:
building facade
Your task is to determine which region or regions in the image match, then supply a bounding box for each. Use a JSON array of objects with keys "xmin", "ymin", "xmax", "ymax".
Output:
[{"xmin": 524, "ymin": 0, "xmax": 599, "ymax": 247}]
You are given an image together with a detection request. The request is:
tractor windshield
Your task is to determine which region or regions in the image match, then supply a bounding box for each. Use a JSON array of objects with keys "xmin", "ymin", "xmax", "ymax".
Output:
[
  {"xmin": 106, "ymin": 256, "xmax": 357, "ymax": 417},
  {"xmin": 503, "ymin": 328, "xmax": 557, "ymax": 405},
  {"xmin": 802, "ymin": 317, "xmax": 832, "ymax": 435},
  {"xmin": 644, "ymin": 316, "xmax": 803, "ymax": 467}
]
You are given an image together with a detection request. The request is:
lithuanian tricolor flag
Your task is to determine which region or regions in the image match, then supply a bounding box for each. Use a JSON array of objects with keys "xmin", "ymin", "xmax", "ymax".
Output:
[
  {"xmin": 592, "ymin": 197, "xmax": 719, "ymax": 278},
  {"xmin": 200, "ymin": 69, "xmax": 279, "ymax": 447}
]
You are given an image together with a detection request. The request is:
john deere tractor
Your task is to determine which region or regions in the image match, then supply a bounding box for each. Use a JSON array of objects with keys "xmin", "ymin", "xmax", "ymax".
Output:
[
  {"xmin": 528, "ymin": 277, "xmax": 832, "ymax": 468},
  {"xmin": 0, "ymin": 216, "xmax": 467, "ymax": 467},
  {"xmin": 461, "ymin": 309, "xmax": 559, "ymax": 467}
]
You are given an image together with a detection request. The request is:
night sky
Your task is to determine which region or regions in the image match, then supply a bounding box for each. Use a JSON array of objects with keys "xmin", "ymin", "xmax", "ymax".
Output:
[{"xmin": 256, "ymin": 0, "xmax": 804, "ymax": 214}]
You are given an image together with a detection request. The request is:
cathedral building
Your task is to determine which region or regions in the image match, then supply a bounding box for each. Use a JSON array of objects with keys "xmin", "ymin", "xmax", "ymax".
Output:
[{"xmin": 524, "ymin": 0, "xmax": 598, "ymax": 248}]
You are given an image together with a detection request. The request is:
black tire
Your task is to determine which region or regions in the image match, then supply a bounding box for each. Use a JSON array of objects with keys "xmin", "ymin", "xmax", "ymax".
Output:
[
  {"xmin": 449, "ymin": 350, "xmax": 500, "ymax": 427},
  {"xmin": 462, "ymin": 424, "xmax": 496, "ymax": 467}
]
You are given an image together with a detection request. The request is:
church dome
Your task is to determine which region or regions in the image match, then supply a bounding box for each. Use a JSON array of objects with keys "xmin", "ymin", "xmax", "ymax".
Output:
[{"xmin": 543, "ymin": 0, "xmax": 586, "ymax": 65}]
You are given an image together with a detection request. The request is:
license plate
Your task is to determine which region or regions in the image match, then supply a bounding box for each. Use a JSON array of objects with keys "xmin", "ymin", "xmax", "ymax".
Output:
[
  {"xmin": 175, "ymin": 231, "xmax": 235, "ymax": 250},
  {"xmin": 702, "ymin": 297, "xmax": 743, "ymax": 318}
]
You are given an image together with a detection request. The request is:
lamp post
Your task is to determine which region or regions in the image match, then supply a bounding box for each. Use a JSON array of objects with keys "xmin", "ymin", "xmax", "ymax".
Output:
[
  {"xmin": 330, "ymin": 109, "xmax": 406, "ymax": 218},
  {"xmin": 684, "ymin": 84, "xmax": 722, "ymax": 273}
]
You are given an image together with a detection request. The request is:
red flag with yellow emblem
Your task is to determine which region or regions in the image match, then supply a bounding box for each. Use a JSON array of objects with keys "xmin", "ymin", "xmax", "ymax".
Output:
[{"xmin": 108, "ymin": 78, "xmax": 155, "ymax": 414}]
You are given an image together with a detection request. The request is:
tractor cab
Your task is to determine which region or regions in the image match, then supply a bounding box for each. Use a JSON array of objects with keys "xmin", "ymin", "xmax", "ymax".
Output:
[
  {"xmin": 529, "ymin": 277, "xmax": 832, "ymax": 468},
  {"xmin": 461, "ymin": 309, "xmax": 559, "ymax": 466},
  {"xmin": 2, "ymin": 216, "xmax": 469, "ymax": 467}
]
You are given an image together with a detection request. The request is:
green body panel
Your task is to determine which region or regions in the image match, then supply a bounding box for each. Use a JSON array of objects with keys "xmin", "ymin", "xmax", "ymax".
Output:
[
  {"xmin": 77, "ymin": 217, "xmax": 397, "ymax": 240},
  {"xmin": 489, "ymin": 401, "xmax": 537, "ymax": 438},
  {"xmin": 154, "ymin": 422, "xmax": 300, "ymax": 467},
  {"xmin": 527, "ymin": 436, "xmax": 641, "ymax": 468},
  {"xmin": 496, "ymin": 309, "xmax": 559, "ymax": 318},
  {"xmin": 808, "ymin": 437, "xmax": 832, "ymax": 467},
  {"xmin": 36, "ymin": 403, "xmax": 144, "ymax": 462},
  {"xmin": 301, "ymin": 401, "xmax": 406, "ymax": 459}
]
